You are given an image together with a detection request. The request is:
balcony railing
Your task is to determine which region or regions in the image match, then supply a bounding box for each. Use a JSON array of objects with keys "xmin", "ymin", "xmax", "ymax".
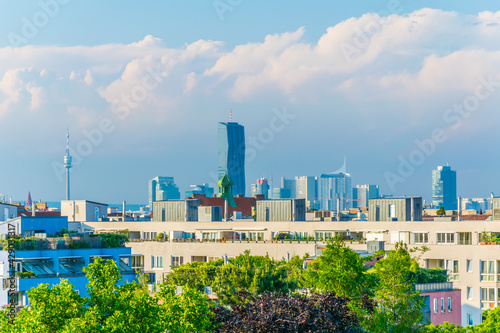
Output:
[{"xmin": 415, "ymin": 282, "xmax": 454, "ymax": 292}]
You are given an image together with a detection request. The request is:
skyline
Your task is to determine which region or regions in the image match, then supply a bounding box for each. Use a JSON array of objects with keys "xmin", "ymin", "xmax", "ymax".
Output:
[{"xmin": 1, "ymin": 2, "xmax": 500, "ymax": 203}]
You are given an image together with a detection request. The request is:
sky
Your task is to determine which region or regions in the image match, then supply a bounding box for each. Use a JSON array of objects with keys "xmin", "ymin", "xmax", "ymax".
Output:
[{"xmin": 1, "ymin": 0, "xmax": 500, "ymax": 205}]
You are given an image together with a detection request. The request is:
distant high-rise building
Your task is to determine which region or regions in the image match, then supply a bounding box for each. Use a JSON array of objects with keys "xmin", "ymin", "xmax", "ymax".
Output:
[
  {"xmin": 185, "ymin": 183, "xmax": 214, "ymax": 198},
  {"xmin": 251, "ymin": 178, "xmax": 270, "ymax": 199},
  {"xmin": 320, "ymin": 173, "xmax": 352, "ymax": 211},
  {"xmin": 268, "ymin": 188, "xmax": 291, "ymax": 199},
  {"xmin": 432, "ymin": 165, "xmax": 457, "ymax": 210},
  {"xmin": 281, "ymin": 176, "xmax": 318, "ymax": 209},
  {"xmin": 461, "ymin": 198, "xmax": 490, "ymax": 212},
  {"xmin": 218, "ymin": 122, "xmax": 245, "ymax": 196},
  {"xmin": 352, "ymin": 185, "xmax": 379, "ymax": 209},
  {"xmin": 148, "ymin": 177, "xmax": 180, "ymax": 207}
]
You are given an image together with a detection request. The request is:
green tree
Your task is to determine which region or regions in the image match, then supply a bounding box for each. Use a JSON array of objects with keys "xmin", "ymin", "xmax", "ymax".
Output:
[
  {"xmin": 164, "ymin": 259, "xmax": 223, "ymax": 291},
  {"xmin": 364, "ymin": 242, "xmax": 424, "ymax": 333},
  {"xmin": 305, "ymin": 236, "xmax": 372, "ymax": 300},
  {"xmin": 436, "ymin": 206, "xmax": 446, "ymax": 216},
  {"xmin": 0, "ymin": 257, "xmax": 214, "ymax": 333},
  {"xmin": 211, "ymin": 250, "xmax": 302, "ymax": 305}
]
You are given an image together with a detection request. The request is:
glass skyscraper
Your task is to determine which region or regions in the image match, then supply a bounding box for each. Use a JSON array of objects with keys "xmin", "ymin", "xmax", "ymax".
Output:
[
  {"xmin": 148, "ymin": 176, "xmax": 180, "ymax": 208},
  {"xmin": 432, "ymin": 165, "xmax": 457, "ymax": 210},
  {"xmin": 218, "ymin": 122, "xmax": 245, "ymax": 196},
  {"xmin": 319, "ymin": 173, "xmax": 352, "ymax": 211}
]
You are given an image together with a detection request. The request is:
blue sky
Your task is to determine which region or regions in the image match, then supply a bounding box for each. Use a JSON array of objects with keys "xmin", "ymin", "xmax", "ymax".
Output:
[{"xmin": 1, "ymin": 1, "xmax": 500, "ymax": 204}]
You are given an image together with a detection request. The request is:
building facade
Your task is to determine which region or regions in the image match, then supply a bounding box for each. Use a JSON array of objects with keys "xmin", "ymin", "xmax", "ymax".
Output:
[
  {"xmin": 432, "ymin": 166, "xmax": 457, "ymax": 210},
  {"xmin": 218, "ymin": 122, "xmax": 245, "ymax": 196},
  {"xmin": 352, "ymin": 185, "xmax": 379, "ymax": 209},
  {"xmin": 149, "ymin": 177, "xmax": 181, "ymax": 208},
  {"xmin": 79, "ymin": 217, "xmax": 500, "ymax": 328},
  {"xmin": 61, "ymin": 200, "xmax": 108, "ymax": 222},
  {"xmin": 185, "ymin": 184, "xmax": 214, "ymax": 198},
  {"xmin": 319, "ymin": 173, "xmax": 352, "ymax": 211},
  {"xmin": 251, "ymin": 178, "xmax": 270, "ymax": 199},
  {"xmin": 368, "ymin": 197, "xmax": 423, "ymax": 221}
]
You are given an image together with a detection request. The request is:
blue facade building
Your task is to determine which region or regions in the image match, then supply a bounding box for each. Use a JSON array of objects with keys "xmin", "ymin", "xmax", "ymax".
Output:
[
  {"xmin": 185, "ymin": 183, "xmax": 215, "ymax": 198},
  {"xmin": 432, "ymin": 165, "xmax": 457, "ymax": 210},
  {"xmin": 149, "ymin": 177, "xmax": 181, "ymax": 208},
  {"xmin": 0, "ymin": 216, "xmax": 138, "ymax": 308},
  {"xmin": 320, "ymin": 173, "xmax": 352, "ymax": 211},
  {"xmin": 218, "ymin": 122, "xmax": 245, "ymax": 196}
]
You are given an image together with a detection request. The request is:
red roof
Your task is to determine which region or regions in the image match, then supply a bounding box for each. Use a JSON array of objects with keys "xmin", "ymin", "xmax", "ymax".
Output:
[
  {"xmin": 198, "ymin": 196, "xmax": 256, "ymax": 218},
  {"xmin": 422, "ymin": 215, "xmax": 491, "ymax": 221}
]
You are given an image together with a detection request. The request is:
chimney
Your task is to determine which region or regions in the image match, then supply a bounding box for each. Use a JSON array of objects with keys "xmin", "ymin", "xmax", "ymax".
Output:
[
  {"xmin": 123, "ymin": 201, "xmax": 126, "ymax": 221},
  {"xmin": 32, "ymin": 202, "xmax": 36, "ymax": 217},
  {"xmin": 458, "ymin": 197, "xmax": 461, "ymax": 221}
]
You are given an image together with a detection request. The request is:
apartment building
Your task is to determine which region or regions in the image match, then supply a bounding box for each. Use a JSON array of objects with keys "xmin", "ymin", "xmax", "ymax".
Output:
[{"xmin": 76, "ymin": 216, "xmax": 500, "ymax": 328}]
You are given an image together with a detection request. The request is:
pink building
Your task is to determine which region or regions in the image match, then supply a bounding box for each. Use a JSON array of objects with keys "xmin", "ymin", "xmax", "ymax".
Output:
[{"xmin": 418, "ymin": 282, "xmax": 461, "ymax": 326}]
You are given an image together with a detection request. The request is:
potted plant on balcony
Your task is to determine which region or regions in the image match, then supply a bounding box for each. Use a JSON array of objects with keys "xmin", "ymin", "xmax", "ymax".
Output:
[
  {"xmin": 221, "ymin": 237, "xmax": 226, "ymax": 243},
  {"xmin": 489, "ymin": 235, "xmax": 498, "ymax": 245},
  {"xmin": 272, "ymin": 236, "xmax": 278, "ymax": 243},
  {"xmin": 480, "ymin": 231, "xmax": 491, "ymax": 245}
]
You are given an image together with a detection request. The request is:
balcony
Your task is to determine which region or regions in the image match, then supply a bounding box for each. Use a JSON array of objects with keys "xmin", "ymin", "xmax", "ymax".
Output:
[{"xmin": 415, "ymin": 282, "xmax": 455, "ymax": 292}]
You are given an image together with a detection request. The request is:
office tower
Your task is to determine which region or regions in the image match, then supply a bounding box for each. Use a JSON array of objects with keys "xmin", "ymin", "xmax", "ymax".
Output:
[
  {"xmin": 218, "ymin": 122, "xmax": 245, "ymax": 196},
  {"xmin": 251, "ymin": 178, "xmax": 270, "ymax": 199},
  {"xmin": 185, "ymin": 183, "xmax": 214, "ymax": 198},
  {"xmin": 432, "ymin": 165, "xmax": 457, "ymax": 210},
  {"xmin": 282, "ymin": 176, "xmax": 319, "ymax": 209},
  {"xmin": 352, "ymin": 185, "xmax": 379, "ymax": 209},
  {"xmin": 320, "ymin": 173, "xmax": 352, "ymax": 211},
  {"xmin": 148, "ymin": 177, "xmax": 180, "ymax": 207},
  {"xmin": 268, "ymin": 188, "xmax": 291, "ymax": 199}
]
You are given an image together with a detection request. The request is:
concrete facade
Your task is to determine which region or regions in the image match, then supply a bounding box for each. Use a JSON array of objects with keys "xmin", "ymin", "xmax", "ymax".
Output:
[
  {"xmin": 77, "ymin": 218, "xmax": 500, "ymax": 327},
  {"xmin": 368, "ymin": 197, "xmax": 423, "ymax": 221},
  {"xmin": 61, "ymin": 200, "xmax": 108, "ymax": 222}
]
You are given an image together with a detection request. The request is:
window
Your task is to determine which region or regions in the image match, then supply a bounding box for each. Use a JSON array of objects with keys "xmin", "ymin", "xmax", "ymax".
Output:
[
  {"xmin": 207, "ymin": 256, "xmax": 219, "ymax": 262},
  {"xmin": 480, "ymin": 287, "xmax": 495, "ymax": 309},
  {"xmin": 414, "ymin": 233, "xmax": 428, "ymax": 244},
  {"xmin": 315, "ymin": 232, "xmax": 332, "ymax": 241},
  {"xmin": 171, "ymin": 256, "xmax": 183, "ymax": 266},
  {"xmin": 437, "ymin": 233, "xmax": 454, "ymax": 244},
  {"xmin": 467, "ymin": 260, "xmax": 473, "ymax": 273},
  {"xmin": 433, "ymin": 298, "xmax": 438, "ymax": 313},
  {"xmin": 458, "ymin": 232, "xmax": 472, "ymax": 245},
  {"xmin": 440, "ymin": 298, "xmax": 445, "ymax": 312},
  {"xmin": 296, "ymin": 232, "xmax": 308, "ymax": 240},
  {"xmin": 467, "ymin": 314, "xmax": 473, "ymax": 326},
  {"xmin": 448, "ymin": 297, "xmax": 452, "ymax": 312},
  {"xmin": 467, "ymin": 287, "xmax": 473, "ymax": 300},
  {"xmin": 389, "ymin": 204, "xmax": 396, "ymax": 218},
  {"xmin": 151, "ymin": 255, "xmax": 163, "ymax": 268},
  {"xmin": 131, "ymin": 255, "xmax": 144, "ymax": 270},
  {"xmin": 249, "ymin": 232, "xmax": 264, "ymax": 241},
  {"xmin": 202, "ymin": 232, "xmax": 217, "ymax": 240},
  {"xmin": 497, "ymin": 261, "xmax": 500, "ymax": 281},
  {"xmin": 480, "ymin": 260, "xmax": 495, "ymax": 281},
  {"xmin": 439, "ymin": 260, "xmax": 459, "ymax": 281}
]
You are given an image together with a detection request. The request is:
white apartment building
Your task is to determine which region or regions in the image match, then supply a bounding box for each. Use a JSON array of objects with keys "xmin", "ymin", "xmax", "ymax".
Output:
[{"xmin": 75, "ymin": 217, "xmax": 500, "ymax": 328}]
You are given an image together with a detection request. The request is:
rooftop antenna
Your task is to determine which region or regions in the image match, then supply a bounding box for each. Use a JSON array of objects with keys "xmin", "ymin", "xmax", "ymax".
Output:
[{"xmin": 229, "ymin": 108, "xmax": 232, "ymax": 122}]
